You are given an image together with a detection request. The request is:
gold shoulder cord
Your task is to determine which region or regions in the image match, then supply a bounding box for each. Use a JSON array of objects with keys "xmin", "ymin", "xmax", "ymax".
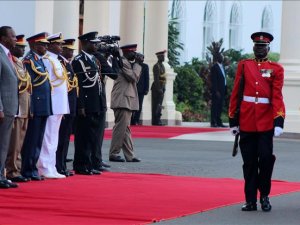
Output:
[
  {"xmin": 30, "ymin": 59, "xmax": 53, "ymax": 91},
  {"xmin": 14, "ymin": 63, "xmax": 32, "ymax": 94},
  {"xmin": 46, "ymin": 56, "xmax": 68, "ymax": 87},
  {"xmin": 61, "ymin": 63, "xmax": 78, "ymax": 96}
]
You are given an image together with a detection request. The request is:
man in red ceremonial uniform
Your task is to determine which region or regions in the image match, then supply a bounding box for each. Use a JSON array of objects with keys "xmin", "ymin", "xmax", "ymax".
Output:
[{"xmin": 228, "ymin": 32, "xmax": 285, "ymax": 212}]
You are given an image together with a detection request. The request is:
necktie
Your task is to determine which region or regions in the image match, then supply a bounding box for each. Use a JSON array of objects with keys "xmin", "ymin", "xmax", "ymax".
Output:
[{"xmin": 8, "ymin": 52, "xmax": 14, "ymax": 66}]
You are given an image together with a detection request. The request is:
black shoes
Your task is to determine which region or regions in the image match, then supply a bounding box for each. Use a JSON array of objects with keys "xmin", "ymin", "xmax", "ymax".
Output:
[
  {"xmin": 241, "ymin": 202, "xmax": 257, "ymax": 211},
  {"xmin": 30, "ymin": 175, "xmax": 44, "ymax": 181},
  {"xmin": 241, "ymin": 197, "xmax": 272, "ymax": 212},
  {"xmin": 75, "ymin": 169, "xmax": 93, "ymax": 175},
  {"xmin": 0, "ymin": 180, "xmax": 19, "ymax": 189},
  {"xmin": 75, "ymin": 169, "xmax": 102, "ymax": 175},
  {"xmin": 260, "ymin": 196, "xmax": 272, "ymax": 212},
  {"xmin": 109, "ymin": 155, "xmax": 125, "ymax": 162},
  {"xmin": 126, "ymin": 157, "xmax": 141, "ymax": 162},
  {"xmin": 8, "ymin": 175, "xmax": 30, "ymax": 182}
]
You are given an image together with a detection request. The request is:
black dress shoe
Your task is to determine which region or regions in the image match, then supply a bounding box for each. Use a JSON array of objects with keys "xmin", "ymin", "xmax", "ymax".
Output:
[
  {"xmin": 75, "ymin": 169, "xmax": 93, "ymax": 175},
  {"xmin": 210, "ymin": 124, "xmax": 218, "ymax": 128},
  {"xmin": 65, "ymin": 158, "xmax": 73, "ymax": 163},
  {"xmin": 217, "ymin": 124, "xmax": 228, "ymax": 128},
  {"xmin": 109, "ymin": 155, "xmax": 125, "ymax": 162},
  {"xmin": 91, "ymin": 169, "xmax": 102, "ymax": 175},
  {"xmin": 0, "ymin": 180, "xmax": 10, "ymax": 189},
  {"xmin": 101, "ymin": 161, "xmax": 111, "ymax": 168},
  {"xmin": 5, "ymin": 180, "xmax": 19, "ymax": 188},
  {"xmin": 9, "ymin": 176, "xmax": 29, "ymax": 182},
  {"xmin": 260, "ymin": 196, "xmax": 272, "ymax": 212},
  {"xmin": 126, "ymin": 157, "xmax": 141, "ymax": 162},
  {"xmin": 31, "ymin": 175, "xmax": 44, "ymax": 181},
  {"xmin": 97, "ymin": 166, "xmax": 110, "ymax": 172},
  {"xmin": 241, "ymin": 202, "xmax": 257, "ymax": 211}
]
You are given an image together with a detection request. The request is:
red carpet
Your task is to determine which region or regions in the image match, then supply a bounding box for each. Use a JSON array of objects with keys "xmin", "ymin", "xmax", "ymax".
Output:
[
  {"xmin": 70, "ymin": 125, "xmax": 224, "ymax": 141},
  {"xmin": 1, "ymin": 173, "xmax": 300, "ymax": 225}
]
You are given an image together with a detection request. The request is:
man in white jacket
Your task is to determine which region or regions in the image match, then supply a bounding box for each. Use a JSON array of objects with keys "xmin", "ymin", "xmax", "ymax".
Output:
[{"xmin": 38, "ymin": 32, "xmax": 69, "ymax": 178}]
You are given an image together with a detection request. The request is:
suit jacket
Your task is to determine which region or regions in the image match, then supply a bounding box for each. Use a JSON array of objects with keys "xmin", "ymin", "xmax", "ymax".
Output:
[
  {"xmin": 58, "ymin": 55, "xmax": 77, "ymax": 116},
  {"xmin": 12, "ymin": 56, "xmax": 30, "ymax": 118},
  {"xmin": 0, "ymin": 46, "xmax": 18, "ymax": 116},
  {"xmin": 23, "ymin": 50, "xmax": 52, "ymax": 116},
  {"xmin": 137, "ymin": 62, "xmax": 149, "ymax": 95},
  {"xmin": 210, "ymin": 63, "xmax": 226, "ymax": 95},
  {"xmin": 110, "ymin": 57, "xmax": 141, "ymax": 111},
  {"xmin": 72, "ymin": 51, "xmax": 104, "ymax": 113}
]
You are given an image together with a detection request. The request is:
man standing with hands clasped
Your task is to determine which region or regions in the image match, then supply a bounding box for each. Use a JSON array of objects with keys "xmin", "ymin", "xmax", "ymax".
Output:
[{"xmin": 229, "ymin": 32, "xmax": 285, "ymax": 212}]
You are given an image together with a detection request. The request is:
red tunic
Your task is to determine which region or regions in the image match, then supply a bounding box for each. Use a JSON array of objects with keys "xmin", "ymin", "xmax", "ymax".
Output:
[{"xmin": 228, "ymin": 59, "xmax": 285, "ymax": 132}]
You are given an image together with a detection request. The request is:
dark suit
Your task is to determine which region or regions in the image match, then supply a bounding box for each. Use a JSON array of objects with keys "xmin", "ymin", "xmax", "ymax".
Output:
[
  {"xmin": 72, "ymin": 52, "xmax": 118, "ymax": 172},
  {"xmin": 210, "ymin": 62, "xmax": 226, "ymax": 126},
  {"xmin": 0, "ymin": 46, "xmax": 18, "ymax": 181},
  {"xmin": 21, "ymin": 50, "xmax": 52, "ymax": 178},
  {"xmin": 56, "ymin": 55, "xmax": 77, "ymax": 174},
  {"xmin": 131, "ymin": 62, "xmax": 149, "ymax": 125}
]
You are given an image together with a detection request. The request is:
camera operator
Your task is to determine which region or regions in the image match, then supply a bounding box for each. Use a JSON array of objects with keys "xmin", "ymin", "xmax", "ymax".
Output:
[
  {"xmin": 91, "ymin": 35, "xmax": 122, "ymax": 171},
  {"xmin": 109, "ymin": 44, "xmax": 142, "ymax": 163}
]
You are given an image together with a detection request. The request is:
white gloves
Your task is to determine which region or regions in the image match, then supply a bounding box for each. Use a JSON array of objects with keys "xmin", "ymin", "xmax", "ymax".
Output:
[
  {"xmin": 274, "ymin": 126, "xmax": 283, "ymax": 137},
  {"xmin": 230, "ymin": 126, "xmax": 239, "ymax": 136}
]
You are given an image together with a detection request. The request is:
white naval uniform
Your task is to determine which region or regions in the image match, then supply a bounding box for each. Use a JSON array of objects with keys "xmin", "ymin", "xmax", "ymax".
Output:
[{"xmin": 38, "ymin": 51, "xmax": 69, "ymax": 178}]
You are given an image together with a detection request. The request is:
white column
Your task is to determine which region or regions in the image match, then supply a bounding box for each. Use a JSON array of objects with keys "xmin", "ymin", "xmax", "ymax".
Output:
[
  {"xmin": 35, "ymin": 0, "xmax": 54, "ymax": 33},
  {"xmin": 119, "ymin": 1, "xmax": 144, "ymax": 51},
  {"xmin": 53, "ymin": 0, "xmax": 79, "ymax": 40},
  {"xmin": 117, "ymin": 0, "xmax": 148, "ymax": 125},
  {"xmin": 83, "ymin": 0, "xmax": 110, "ymax": 35},
  {"xmin": 280, "ymin": 1, "xmax": 300, "ymax": 133},
  {"xmin": 144, "ymin": 1, "xmax": 181, "ymax": 125},
  {"xmin": 82, "ymin": 1, "xmax": 115, "ymax": 127}
]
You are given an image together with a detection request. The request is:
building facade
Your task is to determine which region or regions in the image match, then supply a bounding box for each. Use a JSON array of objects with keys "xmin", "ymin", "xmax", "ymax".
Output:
[{"xmin": 0, "ymin": 0, "xmax": 299, "ymax": 132}]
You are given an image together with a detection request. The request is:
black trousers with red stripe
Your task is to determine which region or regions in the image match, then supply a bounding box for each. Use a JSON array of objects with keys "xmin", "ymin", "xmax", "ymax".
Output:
[{"xmin": 239, "ymin": 129, "xmax": 275, "ymax": 203}]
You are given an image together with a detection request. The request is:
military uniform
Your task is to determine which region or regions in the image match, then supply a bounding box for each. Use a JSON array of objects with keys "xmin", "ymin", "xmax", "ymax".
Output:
[
  {"xmin": 151, "ymin": 50, "xmax": 166, "ymax": 125},
  {"xmin": 37, "ymin": 32, "xmax": 69, "ymax": 179},
  {"xmin": 6, "ymin": 35, "xmax": 31, "ymax": 181},
  {"xmin": 56, "ymin": 39, "xmax": 78, "ymax": 176},
  {"xmin": 229, "ymin": 32, "xmax": 285, "ymax": 211},
  {"xmin": 21, "ymin": 32, "xmax": 52, "ymax": 180},
  {"xmin": 71, "ymin": 31, "xmax": 104, "ymax": 174}
]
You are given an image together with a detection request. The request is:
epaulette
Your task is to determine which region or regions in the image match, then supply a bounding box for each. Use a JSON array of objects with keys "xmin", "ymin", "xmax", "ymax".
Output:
[
  {"xmin": 73, "ymin": 53, "xmax": 83, "ymax": 61},
  {"xmin": 24, "ymin": 52, "xmax": 34, "ymax": 60}
]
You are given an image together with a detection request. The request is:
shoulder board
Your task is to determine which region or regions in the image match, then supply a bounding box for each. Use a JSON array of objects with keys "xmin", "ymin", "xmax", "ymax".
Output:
[
  {"xmin": 73, "ymin": 53, "xmax": 83, "ymax": 61},
  {"xmin": 24, "ymin": 52, "xmax": 34, "ymax": 60}
]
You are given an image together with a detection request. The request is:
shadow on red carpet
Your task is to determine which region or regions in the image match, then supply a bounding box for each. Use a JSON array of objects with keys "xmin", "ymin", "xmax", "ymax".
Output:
[
  {"xmin": 1, "ymin": 172, "xmax": 300, "ymax": 225},
  {"xmin": 70, "ymin": 125, "xmax": 226, "ymax": 141}
]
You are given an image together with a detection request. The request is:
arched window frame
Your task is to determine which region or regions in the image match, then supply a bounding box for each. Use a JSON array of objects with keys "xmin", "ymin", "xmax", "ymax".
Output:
[
  {"xmin": 202, "ymin": 0, "xmax": 217, "ymax": 58},
  {"xmin": 229, "ymin": 1, "xmax": 242, "ymax": 50},
  {"xmin": 261, "ymin": 5, "xmax": 274, "ymax": 34}
]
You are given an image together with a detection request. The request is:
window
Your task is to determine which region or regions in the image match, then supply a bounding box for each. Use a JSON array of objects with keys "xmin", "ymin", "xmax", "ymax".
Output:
[
  {"xmin": 202, "ymin": 0, "xmax": 217, "ymax": 58},
  {"xmin": 261, "ymin": 5, "xmax": 273, "ymax": 33},
  {"xmin": 229, "ymin": 2, "xmax": 242, "ymax": 50}
]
